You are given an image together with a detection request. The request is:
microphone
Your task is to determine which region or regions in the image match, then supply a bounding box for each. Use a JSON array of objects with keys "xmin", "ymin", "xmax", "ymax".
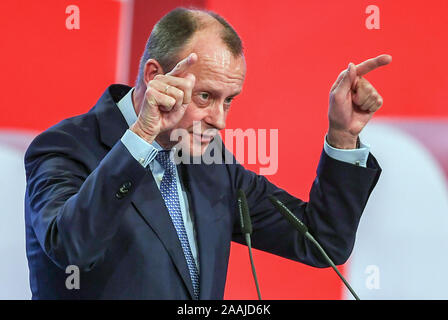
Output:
[
  {"xmin": 238, "ymin": 189, "xmax": 252, "ymax": 235},
  {"xmin": 268, "ymin": 195, "xmax": 360, "ymax": 300},
  {"xmin": 237, "ymin": 189, "xmax": 262, "ymax": 300}
]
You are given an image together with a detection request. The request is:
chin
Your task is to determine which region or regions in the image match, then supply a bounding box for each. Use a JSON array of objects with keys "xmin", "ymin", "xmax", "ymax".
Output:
[
  {"xmin": 172, "ymin": 135, "xmax": 210, "ymax": 161},
  {"xmin": 188, "ymin": 141, "xmax": 211, "ymax": 157}
]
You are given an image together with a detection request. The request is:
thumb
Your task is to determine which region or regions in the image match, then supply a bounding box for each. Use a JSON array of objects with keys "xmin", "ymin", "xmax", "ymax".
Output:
[{"xmin": 336, "ymin": 62, "xmax": 357, "ymax": 93}]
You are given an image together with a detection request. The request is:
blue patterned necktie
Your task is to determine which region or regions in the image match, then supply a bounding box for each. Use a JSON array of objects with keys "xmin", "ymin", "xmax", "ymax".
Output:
[{"xmin": 155, "ymin": 150, "xmax": 200, "ymax": 299}]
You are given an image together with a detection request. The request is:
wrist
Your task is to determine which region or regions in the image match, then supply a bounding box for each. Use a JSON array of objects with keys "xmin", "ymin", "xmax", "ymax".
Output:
[
  {"xmin": 326, "ymin": 129, "xmax": 359, "ymax": 149},
  {"xmin": 130, "ymin": 121, "xmax": 157, "ymax": 144}
]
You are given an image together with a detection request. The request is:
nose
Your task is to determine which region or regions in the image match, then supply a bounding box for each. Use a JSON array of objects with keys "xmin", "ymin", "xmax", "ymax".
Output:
[{"xmin": 205, "ymin": 102, "xmax": 227, "ymax": 131}]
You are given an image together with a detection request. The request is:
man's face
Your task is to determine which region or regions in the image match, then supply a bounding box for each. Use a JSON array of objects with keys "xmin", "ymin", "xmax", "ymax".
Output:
[{"xmin": 158, "ymin": 30, "xmax": 246, "ymax": 156}]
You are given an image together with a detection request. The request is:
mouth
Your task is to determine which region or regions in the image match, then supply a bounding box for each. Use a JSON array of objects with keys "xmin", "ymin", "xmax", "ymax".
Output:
[{"xmin": 192, "ymin": 133, "xmax": 215, "ymax": 143}]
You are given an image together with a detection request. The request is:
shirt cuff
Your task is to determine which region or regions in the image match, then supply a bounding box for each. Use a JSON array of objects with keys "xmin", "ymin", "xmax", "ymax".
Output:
[
  {"xmin": 121, "ymin": 129, "xmax": 158, "ymax": 168},
  {"xmin": 323, "ymin": 135, "xmax": 370, "ymax": 167}
]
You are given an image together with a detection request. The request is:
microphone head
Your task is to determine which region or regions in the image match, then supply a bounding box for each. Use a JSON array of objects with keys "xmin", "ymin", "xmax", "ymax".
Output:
[
  {"xmin": 237, "ymin": 189, "xmax": 252, "ymax": 234},
  {"xmin": 268, "ymin": 195, "xmax": 277, "ymax": 205},
  {"xmin": 268, "ymin": 194, "xmax": 308, "ymax": 235},
  {"xmin": 268, "ymin": 195, "xmax": 283, "ymax": 211}
]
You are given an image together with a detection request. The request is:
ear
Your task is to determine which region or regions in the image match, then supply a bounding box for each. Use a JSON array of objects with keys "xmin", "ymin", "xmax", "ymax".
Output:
[{"xmin": 143, "ymin": 59, "xmax": 165, "ymax": 86}]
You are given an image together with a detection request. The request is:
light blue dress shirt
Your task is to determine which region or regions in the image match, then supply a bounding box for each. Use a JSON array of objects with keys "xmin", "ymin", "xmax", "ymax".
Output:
[{"xmin": 117, "ymin": 87, "xmax": 371, "ymax": 269}]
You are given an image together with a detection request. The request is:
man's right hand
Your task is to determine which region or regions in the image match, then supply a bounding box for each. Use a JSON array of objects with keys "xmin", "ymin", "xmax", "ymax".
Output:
[{"xmin": 130, "ymin": 53, "xmax": 198, "ymax": 144}]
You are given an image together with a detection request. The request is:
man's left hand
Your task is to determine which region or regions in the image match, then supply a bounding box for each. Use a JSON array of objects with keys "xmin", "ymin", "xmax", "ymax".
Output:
[{"xmin": 327, "ymin": 54, "xmax": 392, "ymax": 149}]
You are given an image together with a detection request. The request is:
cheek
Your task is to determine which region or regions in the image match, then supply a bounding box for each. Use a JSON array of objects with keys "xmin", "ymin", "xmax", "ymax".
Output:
[{"xmin": 178, "ymin": 103, "xmax": 206, "ymax": 129}]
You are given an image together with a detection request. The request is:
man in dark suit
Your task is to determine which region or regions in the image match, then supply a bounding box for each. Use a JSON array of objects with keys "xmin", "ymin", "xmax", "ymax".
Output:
[{"xmin": 24, "ymin": 8, "xmax": 390, "ymax": 299}]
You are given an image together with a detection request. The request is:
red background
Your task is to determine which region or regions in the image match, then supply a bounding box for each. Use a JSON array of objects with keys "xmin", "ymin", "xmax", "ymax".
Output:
[{"xmin": 2, "ymin": 0, "xmax": 447, "ymax": 299}]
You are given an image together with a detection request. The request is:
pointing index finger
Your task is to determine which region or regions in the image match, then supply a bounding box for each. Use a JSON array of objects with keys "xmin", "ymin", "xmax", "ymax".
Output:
[
  {"xmin": 166, "ymin": 53, "xmax": 198, "ymax": 76},
  {"xmin": 356, "ymin": 54, "xmax": 392, "ymax": 77}
]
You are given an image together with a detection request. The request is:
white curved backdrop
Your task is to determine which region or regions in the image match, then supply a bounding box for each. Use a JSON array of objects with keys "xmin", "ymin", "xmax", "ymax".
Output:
[
  {"xmin": 345, "ymin": 120, "xmax": 448, "ymax": 299},
  {"xmin": 0, "ymin": 131, "xmax": 35, "ymax": 299}
]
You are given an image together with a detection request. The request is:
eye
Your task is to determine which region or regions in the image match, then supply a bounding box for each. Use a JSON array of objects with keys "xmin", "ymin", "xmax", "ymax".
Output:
[
  {"xmin": 199, "ymin": 92, "xmax": 210, "ymax": 101},
  {"xmin": 224, "ymin": 97, "xmax": 234, "ymax": 105}
]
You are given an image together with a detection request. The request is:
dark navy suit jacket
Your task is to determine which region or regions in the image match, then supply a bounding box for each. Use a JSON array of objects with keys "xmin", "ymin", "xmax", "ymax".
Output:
[{"xmin": 24, "ymin": 85, "xmax": 381, "ymax": 299}]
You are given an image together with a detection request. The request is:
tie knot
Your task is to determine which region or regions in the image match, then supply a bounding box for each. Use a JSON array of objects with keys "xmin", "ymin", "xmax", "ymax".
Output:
[{"xmin": 155, "ymin": 150, "xmax": 175, "ymax": 171}]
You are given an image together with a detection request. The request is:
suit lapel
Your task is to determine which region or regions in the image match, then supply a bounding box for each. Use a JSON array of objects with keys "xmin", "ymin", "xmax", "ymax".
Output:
[
  {"xmin": 94, "ymin": 85, "xmax": 195, "ymax": 299},
  {"xmin": 130, "ymin": 175, "xmax": 195, "ymax": 298},
  {"xmin": 94, "ymin": 85, "xmax": 130, "ymax": 148}
]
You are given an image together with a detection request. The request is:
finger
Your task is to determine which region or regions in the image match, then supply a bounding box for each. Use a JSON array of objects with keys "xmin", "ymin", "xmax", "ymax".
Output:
[
  {"xmin": 369, "ymin": 95, "xmax": 383, "ymax": 113},
  {"xmin": 153, "ymin": 74, "xmax": 195, "ymax": 104},
  {"xmin": 352, "ymin": 78, "xmax": 373, "ymax": 106},
  {"xmin": 166, "ymin": 53, "xmax": 198, "ymax": 77},
  {"xmin": 356, "ymin": 54, "xmax": 392, "ymax": 77},
  {"xmin": 352, "ymin": 90, "xmax": 368, "ymax": 106},
  {"xmin": 359, "ymin": 93, "xmax": 381, "ymax": 112},
  {"xmin": 149, "ymin": 79, "xmax": 184, "ymax": 109},
  {"xmin": 181, "ymin": 74, "xmax": 195, "ymax": 105},
  {"xmin": 146, "ymin": 86, "xmax": 176, "ymax": 112},
  {"xmin": 360, "ymin": 95, "xmax": 377, "ymax": 112}
]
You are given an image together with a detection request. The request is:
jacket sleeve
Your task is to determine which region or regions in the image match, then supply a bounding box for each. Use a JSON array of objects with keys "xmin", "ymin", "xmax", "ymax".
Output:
[
  {"xmin": 230, "ymin": 149, "xmax": 381, "ymax": 267},
  {"xmin": 25, "ymin": 129, "xmax": 147, "ymax": 271}
]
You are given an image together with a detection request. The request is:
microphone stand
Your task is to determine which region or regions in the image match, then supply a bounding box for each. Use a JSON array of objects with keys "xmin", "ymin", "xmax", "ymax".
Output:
[{"xmin": 269, "ymin": 195, "xmax": 360, "ymax": 300}]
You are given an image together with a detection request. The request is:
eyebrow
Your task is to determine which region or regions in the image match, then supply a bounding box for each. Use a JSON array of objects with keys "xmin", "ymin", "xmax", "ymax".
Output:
[
  {"xmin": 226, "ymin": 91, "xmax": 241, "ymax": 98},
  {"xmin": 196, "ymin": 85, "xmax": 241, "ymax": 98}
]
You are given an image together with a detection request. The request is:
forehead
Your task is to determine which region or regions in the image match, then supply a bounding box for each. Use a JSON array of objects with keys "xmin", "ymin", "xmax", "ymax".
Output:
[{"xmin": 181, "ymin": 30, "xmax": 246, "ymax": 89}]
